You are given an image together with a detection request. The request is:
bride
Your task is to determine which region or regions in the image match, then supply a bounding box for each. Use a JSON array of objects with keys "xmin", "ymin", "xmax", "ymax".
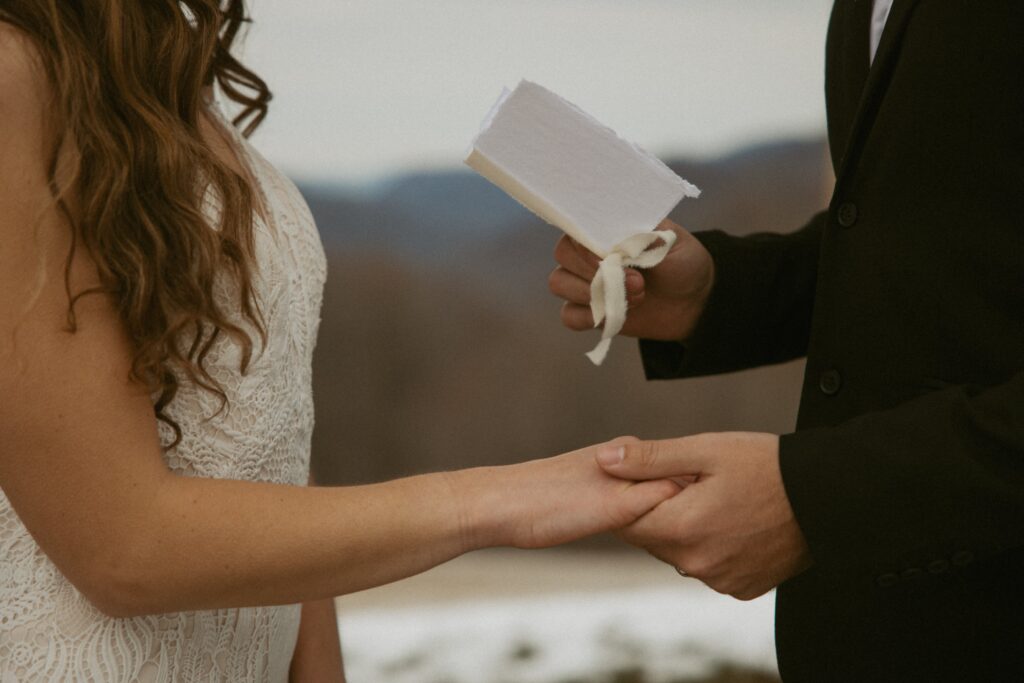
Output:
[{"xmin": 0, "ymin": 2, "xmax": 679, "ymax": 681}]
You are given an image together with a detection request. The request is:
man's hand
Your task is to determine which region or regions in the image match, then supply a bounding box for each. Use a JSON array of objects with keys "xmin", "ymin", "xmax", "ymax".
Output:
[
  {"xmin": 596, "ymin": 432, "xmax": 812, "ymax": 600},
  {"xmin": 548, "ymin": 219, "xmax": 714, "ymax": 341}
]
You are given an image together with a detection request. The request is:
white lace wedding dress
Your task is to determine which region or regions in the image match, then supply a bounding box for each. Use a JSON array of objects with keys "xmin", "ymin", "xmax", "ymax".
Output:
[{"xmin": 0, "ymin": 104, "xmax": 328, "ymax": 682}]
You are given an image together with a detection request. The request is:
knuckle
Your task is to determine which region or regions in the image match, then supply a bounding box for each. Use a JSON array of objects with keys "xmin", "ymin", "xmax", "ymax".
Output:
[
  {"xmin": 547, "ymin": 268, "xmax": 563, "ymax": 295},
  {"xmin": 733, "ymin": 587, "xmax": 764, "ymax": 602},
  {"xmin": 559, "ymin": 303, "xmax": 574, "ymax": 327},
  {"xmin": 633, "ymin": 441, "xmax": 661, "ymax": 469},
  {"xmin": 688, "ymin": 432, "xmax": 711, "ymax": 451},
  {"xmin": 553, "ymin": 236, "xmax": 573, "ymax": 265},
  {"xmin": 560, "ymin": 304, "xmax": 588, "ymax": 331},
  {"xmin": 724, "ymin": 578, "xmax": 761, "ymax": 601},
  {"xmin": 656, "ymin": 479, "xmax": 681, "ymax": 498},
  {"xmin": 705, "ymin": 577, "xmax": 733, "ymax": 597},
  {"xmin": 686, "ymin": 556, "xmax": 715, "ymax": 580}
]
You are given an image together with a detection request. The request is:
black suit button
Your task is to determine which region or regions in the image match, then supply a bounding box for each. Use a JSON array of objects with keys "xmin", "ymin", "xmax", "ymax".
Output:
[
  {"xmin": 927, "ymin": 559, "xmax": 950, "ymax": 574},
  {"xmin": 951, "ymin": 550, "xmax": 975, "ymax": 567},
  {"xmin": 819, "ymin": 370, "xmax": 843, "ymax": 396},
  {"xmin": 837, "ymin": 202, "xmax": 858, "ymax": 227},
  {"xmin": 900, "ymin": 568, "xmax": 924, "ymax": 581},
  {"xmin": 877, "ymin": 572, "xmax": 899, "ymax": 588}
]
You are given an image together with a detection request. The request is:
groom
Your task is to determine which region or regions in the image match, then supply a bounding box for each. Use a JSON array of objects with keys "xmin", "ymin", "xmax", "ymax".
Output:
[{"xmin": 550, "ymin": 1, "xmax": 1024, "ymax": 680}]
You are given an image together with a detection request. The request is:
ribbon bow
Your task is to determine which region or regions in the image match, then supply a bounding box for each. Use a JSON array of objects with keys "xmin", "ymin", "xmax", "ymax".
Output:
[{"xmin": 586, "ymin": 229, "xmax": 677, "ymax": 365}]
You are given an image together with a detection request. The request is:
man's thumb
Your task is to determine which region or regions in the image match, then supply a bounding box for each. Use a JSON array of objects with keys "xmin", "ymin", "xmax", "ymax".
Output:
[{"xmin": 596, "ymin": 437, "xmax": 703, "ymax": 480}]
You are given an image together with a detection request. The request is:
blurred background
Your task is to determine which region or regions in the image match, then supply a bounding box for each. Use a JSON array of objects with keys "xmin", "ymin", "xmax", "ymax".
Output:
[{"xmin": 240, "ymin": 1, "xmax": 834, "ymax": 681}]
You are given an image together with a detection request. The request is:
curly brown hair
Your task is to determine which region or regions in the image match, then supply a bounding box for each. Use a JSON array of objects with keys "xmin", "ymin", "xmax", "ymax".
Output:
[{"xmin": 0, "ymin": 0, "xmax": 272, "ymax": 446}]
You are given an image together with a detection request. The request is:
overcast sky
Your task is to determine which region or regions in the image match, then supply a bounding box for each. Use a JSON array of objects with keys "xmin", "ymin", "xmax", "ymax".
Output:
[{"xmin": 239, "ymin": 0, "xmax": 832, "ymax": 184}]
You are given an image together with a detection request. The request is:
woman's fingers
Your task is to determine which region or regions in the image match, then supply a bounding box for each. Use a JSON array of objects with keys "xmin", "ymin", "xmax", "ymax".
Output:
[{"xmin": 620, "ymin": 479, "xmax": 682, "ymax": 523}]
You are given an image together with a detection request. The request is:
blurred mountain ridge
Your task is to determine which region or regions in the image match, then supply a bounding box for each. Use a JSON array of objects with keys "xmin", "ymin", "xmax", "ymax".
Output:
[{"xmin": 303, "ymin": 136, "xmax": 831, "ymax": 489}]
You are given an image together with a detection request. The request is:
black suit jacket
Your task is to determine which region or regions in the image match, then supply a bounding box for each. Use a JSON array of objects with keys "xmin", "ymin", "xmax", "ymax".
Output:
[{"xmin": 640, "ymin": 1, "xmax": 1024, "ymax": 680}]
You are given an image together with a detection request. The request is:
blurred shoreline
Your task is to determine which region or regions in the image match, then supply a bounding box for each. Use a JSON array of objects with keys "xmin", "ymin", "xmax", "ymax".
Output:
[
  {"xmin": 336, "ymin": 547, "xmax": 690, "ymax": 612},
  {"xmin": 336, "ymin": 548, "xmax": 780, "ymax": 682}
]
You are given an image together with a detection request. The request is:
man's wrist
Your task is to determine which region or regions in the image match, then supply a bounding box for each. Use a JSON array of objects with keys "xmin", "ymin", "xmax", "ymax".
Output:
[{"xmin": 681, "ymin": 252, "xmax": 715, "ymax": 342}]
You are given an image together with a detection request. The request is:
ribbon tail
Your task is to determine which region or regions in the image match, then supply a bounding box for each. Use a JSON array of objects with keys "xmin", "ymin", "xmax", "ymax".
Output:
[
  {"xmin": 585, "ymin": 338, "xmax": 613, "ymax": 365},
  {"xmin": 600, "ymin": 255, "xmax": 628, "ymax": 340},
  {"xmin": 585, "ymin": 230, "xmax": 677, "ymax": 366},
  {"xmin": 587, "ymin": 254, "xmax": 627, "ymax": 366},
  {"xmin": 589, "ymin": 267, "xmax": 606, "ymax": 327}
]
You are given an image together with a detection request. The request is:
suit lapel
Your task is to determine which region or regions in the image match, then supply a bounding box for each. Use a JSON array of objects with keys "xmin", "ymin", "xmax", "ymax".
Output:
[
  {"xmin": 825, "ymin": 0, "xmax": 871, "ymax": 174},
  {"xmin": 830, "ymin": 0, "xmax": 922, "ymax": 194}
]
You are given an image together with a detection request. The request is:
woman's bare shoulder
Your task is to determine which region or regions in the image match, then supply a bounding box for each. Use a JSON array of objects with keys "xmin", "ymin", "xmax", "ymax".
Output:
[
  {"xmin": 0, "ymin": 23, "xmax": 51, "ymax": 197},
  {"xmin": 0, "ymin": 24, "xmax": 72, "ymax": 338},
  {"xmin": 0, "ymin": 23, "xmax": 55, "ymax": 244},
  {"xmin": 0, "ymin": 21, "xmax": 47, "ymax": 118}
]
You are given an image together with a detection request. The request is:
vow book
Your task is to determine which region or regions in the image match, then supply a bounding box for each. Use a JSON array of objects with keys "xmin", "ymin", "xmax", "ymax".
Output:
[{"xmin": 465, "ymin": 80, "xmax": 700, "ymax": 364}]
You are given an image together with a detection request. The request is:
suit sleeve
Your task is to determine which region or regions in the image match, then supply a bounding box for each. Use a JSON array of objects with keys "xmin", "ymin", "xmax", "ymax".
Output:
[
  {"xmin": 779, "ymin": 374, "xmax": 1024, "ymax": 582},
  {"xmin": 640, "ymin": 211, "xmax": 826, "ymax": 380}
]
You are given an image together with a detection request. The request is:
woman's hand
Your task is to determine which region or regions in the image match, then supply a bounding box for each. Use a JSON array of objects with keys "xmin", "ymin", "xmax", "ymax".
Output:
[
  {"xmin": 549, "ymin": 219, "xmax": 714, "ymax": 342},
  {"xmin": 454, "ymin": 437, "xmax": 682, "ymax": 550}
]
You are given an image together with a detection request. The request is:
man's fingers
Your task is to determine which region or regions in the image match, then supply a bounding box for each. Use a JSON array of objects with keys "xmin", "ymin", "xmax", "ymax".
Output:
[
  {"xmin": 624, "ymin": 268, "xmax": 644, "ymax": 294},
  {"xmin": 619, "ymin": 479, "xmax": 682, "ymax": 523},
  {"xmin": 560, "ymin": 302, "xmax": 594, "ymax": 331},
  {"xmin": 596, "ymin": 437, "xmax": 708, "ymax": 479},
  {"xmin": 554, "ymin": 235, "xmax": 600, "ymax": 280},
  {"xmin": 552, "ymin": 266, "xmax": 646, "ymax": 315},
  {"xmin": 548, "ymin": 267, "xmax": 592, "ymax": 305},
  {"xmin": 625, "ymin": 269, "xmax": 645, "ymax": 307}
]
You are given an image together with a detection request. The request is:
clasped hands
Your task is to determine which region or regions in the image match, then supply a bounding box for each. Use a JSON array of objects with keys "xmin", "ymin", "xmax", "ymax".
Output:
[
  {"xmin": 548, "ymin": 221, "xmax": 810, "ymax": 599},
  {"xmin": 595, "ymin": 433, "xmax": 812, "ymax": 600}
]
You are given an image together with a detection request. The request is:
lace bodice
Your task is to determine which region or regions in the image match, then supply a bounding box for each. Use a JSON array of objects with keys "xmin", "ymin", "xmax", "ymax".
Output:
[{"xmin": 0, "ymin": 106, "xmax": 327, "ymax": 682}]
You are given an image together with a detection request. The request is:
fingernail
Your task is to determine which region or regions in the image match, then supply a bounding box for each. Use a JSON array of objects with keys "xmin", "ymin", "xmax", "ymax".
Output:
[{"xmin": 596, "ymin": 446, "xmax": 624, "ymax": 466}]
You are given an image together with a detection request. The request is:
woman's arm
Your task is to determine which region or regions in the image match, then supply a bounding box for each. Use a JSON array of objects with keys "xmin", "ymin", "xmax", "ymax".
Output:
[
  {"xmin": 0, "ymin": 40, "xmax": 679, "ymax": 618},
  {"xmin": 0, "ymin": 219, "xmax": 673, "ymax": 616},
  {"xmin": 290, "ymin": 475, "xmax": 345, "ymax": 683}
]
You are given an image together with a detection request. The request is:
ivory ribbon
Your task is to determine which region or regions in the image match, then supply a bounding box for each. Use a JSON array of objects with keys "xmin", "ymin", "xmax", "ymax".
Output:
[{"xmin": 586, "ymin": 229, "xmax": 677, "ymax": 365}]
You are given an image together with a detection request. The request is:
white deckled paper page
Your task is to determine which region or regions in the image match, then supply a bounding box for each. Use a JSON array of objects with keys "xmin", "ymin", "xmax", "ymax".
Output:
[
  {"xmin": 464, "ymin": 80, "xmax": 699, "ymax": 257},
  {"xmin": 464, "ymin": 80, "xmax": 700, "ymax": 364}
]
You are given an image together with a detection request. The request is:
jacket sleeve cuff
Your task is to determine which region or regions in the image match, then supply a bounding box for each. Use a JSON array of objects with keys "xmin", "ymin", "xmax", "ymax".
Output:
[
  {"xmin": 639, "ymin": 230, "xmax": 743, "ymax": 379},
  {"xmin": 640, "ymin": 214, "xmax": 825, "ymax": 380},
  {"xmin": 778, "ymin": 378, "xmax": 1024, "ymax": 585}
]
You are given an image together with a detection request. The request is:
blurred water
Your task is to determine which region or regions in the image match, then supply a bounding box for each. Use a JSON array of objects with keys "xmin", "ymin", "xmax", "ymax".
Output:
[{"xmin": 241, "ymin": 0, "xmax": 832, "ymax": 184}]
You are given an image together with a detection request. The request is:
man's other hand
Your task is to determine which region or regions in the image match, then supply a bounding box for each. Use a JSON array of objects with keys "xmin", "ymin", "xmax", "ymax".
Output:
[{"xmin": 548, "ymin": 219, "xmax": 714, "ymax": 342}]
